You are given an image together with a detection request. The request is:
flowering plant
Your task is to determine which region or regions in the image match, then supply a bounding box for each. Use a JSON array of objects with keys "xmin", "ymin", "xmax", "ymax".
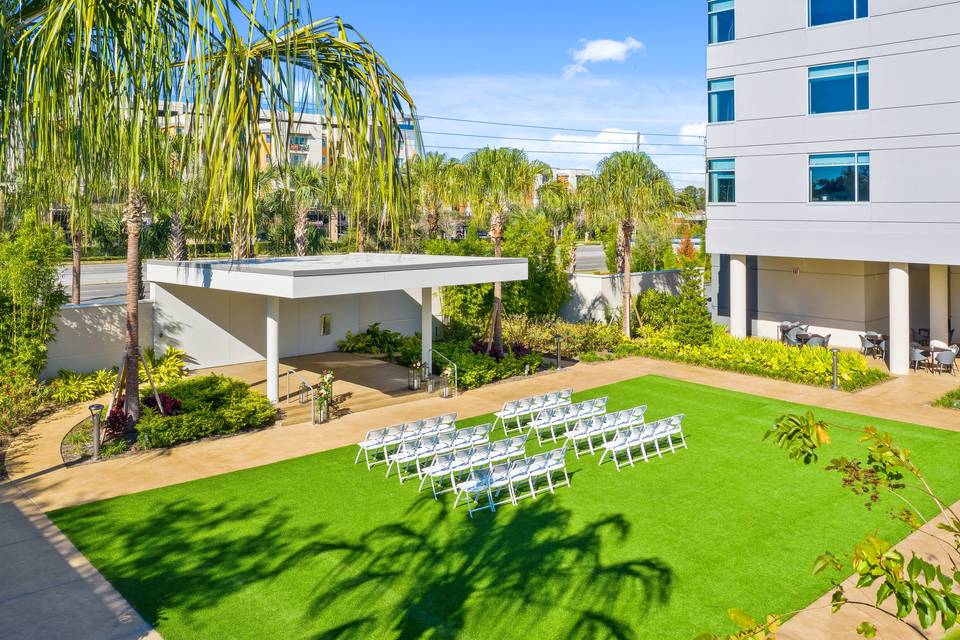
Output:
[
  {"xmin": 442, "ymin": 367, "xmax": 452, "ymax": 378},
  {"xmin": 319, "ymin": 370, "xmax": 335, "ymax": 386},
  {"xmin": 410, "ymin": 361, "xmax": 423, "ymax": 370}
]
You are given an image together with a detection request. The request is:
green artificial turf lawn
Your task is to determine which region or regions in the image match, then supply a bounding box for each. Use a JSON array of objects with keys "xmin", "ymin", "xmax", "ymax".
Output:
[{"xmin": 49, "ymin": 375, "xmax": 960, "ymax": 640}]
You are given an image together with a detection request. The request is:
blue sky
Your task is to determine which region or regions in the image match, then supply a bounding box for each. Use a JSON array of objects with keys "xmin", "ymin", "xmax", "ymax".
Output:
[{"xmin": 307, "ymin": 1, "xmax": 707, "ymax": 184}]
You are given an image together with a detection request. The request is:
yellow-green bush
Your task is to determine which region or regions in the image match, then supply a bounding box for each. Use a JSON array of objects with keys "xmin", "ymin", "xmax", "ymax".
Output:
[{"xmin": 582, "ymin": 327, "xmax": 888, "ymax": 392}]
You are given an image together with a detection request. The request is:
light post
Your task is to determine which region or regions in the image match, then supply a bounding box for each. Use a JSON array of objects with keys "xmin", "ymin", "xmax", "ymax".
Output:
[
  {"xmin": 554, "ymin": 334, "xmax": 562, "ymax": 370},
  {"xmin": 89, "ymin": 403, "xmax": 104, "ymax": 461},
  {"xmin": 830, "ymin": 348, "xmax": 840, "ymax": 391}
]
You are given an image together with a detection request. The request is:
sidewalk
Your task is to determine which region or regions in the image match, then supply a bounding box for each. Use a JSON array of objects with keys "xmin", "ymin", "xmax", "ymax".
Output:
[{"xmin": 0, "ymin": 484, "xmax": 159, "ymax": 640}]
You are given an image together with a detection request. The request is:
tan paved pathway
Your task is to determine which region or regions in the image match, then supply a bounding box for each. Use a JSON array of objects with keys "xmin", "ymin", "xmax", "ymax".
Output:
[{"xmin": 5, "ymin": 355, "xmax": 960, "ymax": 640}]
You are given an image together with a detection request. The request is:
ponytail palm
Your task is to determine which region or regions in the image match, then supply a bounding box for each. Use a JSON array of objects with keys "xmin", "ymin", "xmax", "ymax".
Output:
[
  {"xmin": 410, "ymin": 152, "xmax": 457, "ymax": 239},
  {"xmin": 3, "ymin": 5, "xmax": 415, "ymax": 421},
  {"xmin": 585, "ymin": 152, "xmax": 675, "ymax": 338},
  {"xmin": 460, "ymin": 147, "xmax": 550, "ymax": 353}
]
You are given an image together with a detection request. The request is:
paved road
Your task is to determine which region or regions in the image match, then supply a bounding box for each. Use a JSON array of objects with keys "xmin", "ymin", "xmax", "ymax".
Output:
[
  {"xmin": 59, "ymin": 263, "xmax": 136, "ymax": 305},
  {"xmin": 574, "ymin": 243, "xmax": 606, "ymax": 273}
]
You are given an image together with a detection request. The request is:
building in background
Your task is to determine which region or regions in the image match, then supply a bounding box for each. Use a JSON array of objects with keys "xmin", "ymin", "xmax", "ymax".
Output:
[{"xmin": 706, "ymin": 0, "xmax": 960, "ymax": 374}]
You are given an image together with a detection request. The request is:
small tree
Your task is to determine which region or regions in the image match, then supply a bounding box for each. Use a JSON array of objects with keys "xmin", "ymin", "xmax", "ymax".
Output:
[{"xmin": 674, "ymin": 263, "xmax": 713, "ymax": 346}]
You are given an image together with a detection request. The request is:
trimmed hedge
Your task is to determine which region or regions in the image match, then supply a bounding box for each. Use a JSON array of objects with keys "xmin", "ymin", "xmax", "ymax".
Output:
[
  {"xmin": 136, "ymin": 375, "xmax": 276, "ymax": 449},
  {"xmin": 582, "ymin": 327, "xmax": 889, "ymax": 392}
]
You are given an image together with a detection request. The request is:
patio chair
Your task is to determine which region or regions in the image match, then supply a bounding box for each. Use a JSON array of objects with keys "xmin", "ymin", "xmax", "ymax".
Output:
[
  {"xmin": 784, "ymin": 326, "xmax": 802, "ymax": 347},
  {"xmin": 934, "ymin": 350, "xmax": 957, "ymax": 375},
  {"xmin": 858, "ymin": 334, "xmax": 876, "ymax": 358},
  {"xmin": 950, "ymin": 344, "xmax": 960, "ymax": 355},
  {"xmin": 806, "ymin": 335, "xmax": 825, "ymax": 348},
  {"xmin": 910, "ymin": 346, "xmax": 929, "ymax": 372},
  {"xmin": 931, "ymin": 339, "xmax": 949, "ymax": 350}
]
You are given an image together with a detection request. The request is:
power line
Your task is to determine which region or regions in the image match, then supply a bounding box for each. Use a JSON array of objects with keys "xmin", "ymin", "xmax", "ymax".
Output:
[
  {"xmin": 423, "ymin": 144, "xmax": 705, "ymax": 158},
  {"xmin": 421, "ymin": 129, "xmax": 705, "ymax": 148},
  {"xmin": 417, "ymin": 114, "xmax": 706, "ymax": 140}
]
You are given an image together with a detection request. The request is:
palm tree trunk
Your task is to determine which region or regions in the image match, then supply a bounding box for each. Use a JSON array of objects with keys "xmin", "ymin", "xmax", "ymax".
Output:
[
  {"xmin": 489, "ymin": 213, "xmax": 504, "ymax": 356},
  {"xmin": 70, "ymin": 228, "xmax": 82, "ymax": 304},
  {"xmin": 124, "ymin": 188, "xmax": 146, "ymax": 423},
  {"xmin": 621, "ymin": 219, "xmax": 634, "ymax": 339},
  {"xmin": 294, "ymin": 207, "xmax": 308, "ymax": 256},
  {"xmin": 356, "ymin": 213, "xmax": 367, "ymax": 252},
  {"xmin": 169, "ymin": 210, "xmax": 187, "ymax": 261},
  {"xmin": 427, "ymin": 206, "xmax": 439, "ymax": 239},
  {"xmin": 329, "ymin": 208, "xmax": 339, "ymax": 241}
]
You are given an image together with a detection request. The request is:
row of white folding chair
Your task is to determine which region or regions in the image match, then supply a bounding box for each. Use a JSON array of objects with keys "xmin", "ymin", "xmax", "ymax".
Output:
[
  {"xmin": 527, "ymin": 397, "xmax": 608, "ymax": 446},
  {"xmin": 386, "ymin": 424, "xmax": 491, "ymax": 483},
  {"xmin": 354, "ymin": 412, "xmax": 457, "ymax": 469},
  {"xmin": 496, "ymin": 389, "xmax": 573, "ymax": 434},
  {"xmin": 453, "ymin": 446, "xmax": 571, "ymax": 517},
  {"xmin": 563, "ymin": 405, "xmax": 647, "ymax": 458},
  {"xmin": 418, "ymin": 435, "xmax": 529, "ymax": 499},
  {"xmin": 597, "ymin": 414, "xmax": 687, "ymax": 471}
]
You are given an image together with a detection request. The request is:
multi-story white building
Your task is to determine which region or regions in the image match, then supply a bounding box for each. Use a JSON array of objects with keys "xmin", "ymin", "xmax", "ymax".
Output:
[{"xmin": 705, "ymin": 0, "xmax": 960, "ymax": 374}]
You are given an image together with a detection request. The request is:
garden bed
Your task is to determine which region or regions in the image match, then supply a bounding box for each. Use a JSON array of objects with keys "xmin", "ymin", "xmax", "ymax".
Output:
[{"xmin": 59, "ymin": 374, "xmax": 278, "ymax": 463}]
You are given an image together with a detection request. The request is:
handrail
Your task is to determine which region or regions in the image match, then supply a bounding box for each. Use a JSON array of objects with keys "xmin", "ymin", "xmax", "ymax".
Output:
[
  {"xmin": 284, "ymin": 367, "xmax": 317, "ymax": 424},
  {"xmin": 430, "ymin": 349, "xmax": 458, "ymax": 398}
]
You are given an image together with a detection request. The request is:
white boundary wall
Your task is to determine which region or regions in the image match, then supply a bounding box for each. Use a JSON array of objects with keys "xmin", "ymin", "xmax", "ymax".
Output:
[
  {"xmin": 42, "ymin": 300, "xmax": 154, "ymax": 379},
  {"xmin": 562, "ymin": 270, "xmax": 683, "ymax": 323}
]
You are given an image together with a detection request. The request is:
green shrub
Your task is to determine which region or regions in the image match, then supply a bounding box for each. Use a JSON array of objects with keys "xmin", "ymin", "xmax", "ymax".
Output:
[
  {"xmin": 337, "ymin": 323, "xmax": 405, "ymax": 356},
  {"xmin": 135, "ymin": 375, "xmax": 276, "ymax": 449},
  {"xmin": 673, "ymin": 265, "xmax": 713, "ymax": 347},
  {"xmin": 635, "ymin": 289, "xmax": 677, "ymax": 331},
  {"xmin": 502, "ymin": 315, "xmax": 625, "ymax": 358},
  {"xmin": 933, "ymin": 388, "xmax": 960, "ymax": 410},
  {"xmin": 0, "ymin": 362, "xmax": 42, "ymax": 436},
  {"xmin": 432, "ymin": 339, "xmax": 543, "ymax": 390},
  {"xmin": 46, "ymin": 348, "xmax": 188, "ymax": 406},
  {"xmin": 617, "ymin": 327, "xmax": 888, "ymax": 392}
]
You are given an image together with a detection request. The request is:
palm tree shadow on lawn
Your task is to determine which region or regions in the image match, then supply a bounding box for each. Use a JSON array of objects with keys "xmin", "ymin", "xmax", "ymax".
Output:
[
  {"xmin": 305, "ymin": 492, "xmax": 674, "ymax": 640},
  {"xmin": 59, "ymin": 492, "xmax": 673, "ymax": 639}
]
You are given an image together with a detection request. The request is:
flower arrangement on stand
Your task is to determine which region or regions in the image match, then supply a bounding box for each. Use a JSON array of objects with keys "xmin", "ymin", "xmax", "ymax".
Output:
[
  {"xmin": 315, "ymin": 370, "xmax": 336, "ymax": 423},
  {"xmin": 441, "ymin": 366, "xmax": 454, "ymax": 398},
  {"xmin": 408, "ymin": 361, "xmax": 423, "ymax": 390}
]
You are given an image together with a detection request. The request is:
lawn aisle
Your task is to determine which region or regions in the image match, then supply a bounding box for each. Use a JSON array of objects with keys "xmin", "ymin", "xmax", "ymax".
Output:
[{"xmin": 49, "ymin": 376, "xmax": 960, "ymax": 639}]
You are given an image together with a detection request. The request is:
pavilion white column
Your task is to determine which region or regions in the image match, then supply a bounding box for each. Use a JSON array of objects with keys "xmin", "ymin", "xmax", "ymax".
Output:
[
  {"xmin": 888, "ymin": 263, "xmax": 910, "ymax": 375},
  {"xmin": 421, "ymin": 287, "xmax": 433, "ymax": 371},
  {"xmin": 729, "ymin": 254, "xmax": 747, "ymax": 339},
  {"xmin": 929, "ymin": 264, "xmax": 949, "ymax": 345},
  {"xmin": 266, "ymin": 295, "xmax": 280, "ymax": 403}
]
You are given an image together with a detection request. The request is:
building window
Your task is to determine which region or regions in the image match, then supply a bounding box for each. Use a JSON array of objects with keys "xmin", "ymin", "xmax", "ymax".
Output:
[
  {"xmin": 809, "ymin": 60, "xmax": 869, "ymax": 113},
  {"xmin": 708, "ymin": 0, "xmax": 735, "ymax": 44},
  {"xmin": 809, "ymin": 0, "xmax": 868, "ymax": 27},
  {"xmin": 708, "ymin": 158, "xmax": 736, "ymax": 203},
  {"xmin": 708, "ymin": 78, "xmax": 735, "ymax": 123},
  {"xmin": 809, "ymin": 153, "xmax": 870, "ymax": 202},
  {"xmin": 290, "ymin": 153, "xmax": 307, "ymax": 165},
  {"xmin": 319, "ymin": 314, "xmax": 332, "ymax": 336},
  {"xmin": 292, "ymin": 134, "xmax": 307, "ymax": 146}
]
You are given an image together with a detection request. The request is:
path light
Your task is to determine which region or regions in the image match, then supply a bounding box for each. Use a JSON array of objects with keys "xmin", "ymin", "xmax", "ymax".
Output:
[
  {"xmin": 831, "ymin": 348, "xmax": 841, "ymax": 391},
  {"xmin": 554, "ymin": 334, "xmax": 562, "ymax": 370},
  {"xmin": 89, "ymin": 404, "xmax": 104, "ymax": 461}
]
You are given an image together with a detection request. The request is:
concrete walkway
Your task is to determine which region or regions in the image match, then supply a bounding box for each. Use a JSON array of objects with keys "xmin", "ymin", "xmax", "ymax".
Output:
[
  {"xmin": 4, "ymin": 356, "xmax": 960, "ymax": 640},
  {"xmin": 0, "ymin": 484, "xmax": 159, "ymax": 640}
]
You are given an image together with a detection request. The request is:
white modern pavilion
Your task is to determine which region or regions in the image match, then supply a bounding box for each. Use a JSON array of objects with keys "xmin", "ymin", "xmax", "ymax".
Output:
[{"xmin": 145, "ymin": 254, "xmax": 528, "ymax": 402}]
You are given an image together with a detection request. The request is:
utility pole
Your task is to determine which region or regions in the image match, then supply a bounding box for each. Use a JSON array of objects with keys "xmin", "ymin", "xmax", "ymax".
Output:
[{"xmin": 635, "ymin": 132, "xmax": 641, "ymax": 153}]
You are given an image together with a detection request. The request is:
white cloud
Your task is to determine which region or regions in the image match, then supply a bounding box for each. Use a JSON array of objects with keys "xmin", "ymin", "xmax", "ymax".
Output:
[
  {"xmin": 678, "ymin": 122, "xmax": 707, "ymax": 140},
  {"xmin": 408, "ymin": 73, "xmax": 705, "ymax": 185},
  {"xmin": 563, "ymin": 36, "xmax": 644, "ymax": 78}
]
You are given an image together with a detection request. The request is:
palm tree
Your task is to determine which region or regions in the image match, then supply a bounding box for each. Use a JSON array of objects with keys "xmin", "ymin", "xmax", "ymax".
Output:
[
  {"xmin": 285, "ymin": 164, "xmax": 325, "ymax": 256},
  {"xmin": 536, "ymin": 179, "xmax": 578, "ymax": 241},
  {"xmin": 409, "ymin": 152, "xmax": 457, "ymax": 239},
  {"xmin": 584, "ymin": 152, "xmax": 675, "ymax": 338},
  {"xmin": 4, "ymin": 7, "xmax": 415, "ymax": 422},
  {"xmin": 459, "ymin": 147, "xmax": 551, "ymax": 353}
]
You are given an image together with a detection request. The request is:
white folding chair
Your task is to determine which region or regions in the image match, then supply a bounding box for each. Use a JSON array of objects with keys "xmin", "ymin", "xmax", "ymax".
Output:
[{"xmin": 355, "ymin": 427, "xmax": 388, "ymax": 468}]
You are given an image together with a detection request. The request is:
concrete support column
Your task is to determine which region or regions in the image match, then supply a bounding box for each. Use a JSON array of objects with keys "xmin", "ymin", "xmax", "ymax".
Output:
[
  {"xmin": 729, "ymin": 254, "xmax": 748, "ymax": 339},
  {"xmin": 421, "ymin": 287, "xmax": 433, "ymax": 372},
  {"xmin": 888, "ymin": 263, "xmax": 910, "ymax": 375},
  {"xmin": 266, "ymin": 295, "xmax": 280, "ymax": 403},
  {"xmin": 929, "ymin": 264, "xmax": 949, "ymax": 345}
]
